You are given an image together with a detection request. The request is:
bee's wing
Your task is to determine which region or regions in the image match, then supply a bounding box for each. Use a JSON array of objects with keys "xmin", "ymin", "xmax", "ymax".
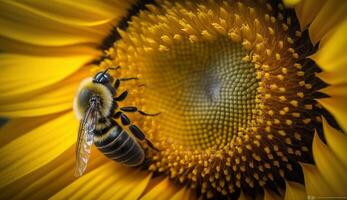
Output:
[{"xmin": 74, "ymin": 100, "xmax": 98, "ymax": 177}]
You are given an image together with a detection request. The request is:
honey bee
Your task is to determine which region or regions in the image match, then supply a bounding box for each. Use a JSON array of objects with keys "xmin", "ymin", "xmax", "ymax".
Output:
[{"xmin": 73, "ymin": 67, "xmax": 159, "ymax": 177}]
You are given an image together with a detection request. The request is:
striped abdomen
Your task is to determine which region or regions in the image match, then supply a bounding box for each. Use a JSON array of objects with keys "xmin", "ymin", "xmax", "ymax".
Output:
[{"xmin": 94, "ymin": 124, "xmax": 145, "ymax": 166}]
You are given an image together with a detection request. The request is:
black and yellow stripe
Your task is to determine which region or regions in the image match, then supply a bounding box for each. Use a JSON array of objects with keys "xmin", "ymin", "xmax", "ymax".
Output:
[{"xmin": 94, "ymin": 121, "xmax": 145, "ymax": 166}]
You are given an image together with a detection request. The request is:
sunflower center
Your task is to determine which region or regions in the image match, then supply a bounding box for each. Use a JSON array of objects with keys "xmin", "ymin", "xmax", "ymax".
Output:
[
  {"xmin": 137, "ymin": 38, "xmax": 258, "ymax": 149},
  {"xmin": 101, "ymin": 0, "xmax": 320, "ymax": 198}
]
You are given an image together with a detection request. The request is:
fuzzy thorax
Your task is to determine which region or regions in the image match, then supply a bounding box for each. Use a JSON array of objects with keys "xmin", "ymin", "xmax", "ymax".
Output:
[{"xmin": 73, "ymin": 78, "xmax": 113, "ymax": 120}]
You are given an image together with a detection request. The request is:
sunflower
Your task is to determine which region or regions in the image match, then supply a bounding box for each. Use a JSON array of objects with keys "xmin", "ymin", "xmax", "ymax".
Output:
[{"xmin": 1, "ymin": 0, "xmax": 347, "ymax": 199}]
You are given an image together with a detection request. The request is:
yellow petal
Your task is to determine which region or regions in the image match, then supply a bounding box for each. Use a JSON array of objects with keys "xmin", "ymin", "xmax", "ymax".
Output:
[
  {"xmin": 318, "ymin": 83, "xmax": 347, "ymax": 133},
  {"xmin": 322, "ymin": 117, "xmax": 347, "ymax": 168},
  {"xmin": 308, "ymin": 1, "xmax": 347, "ymax": 44},
  {"xmin": 238, "ymin": 192, "xmax": 248, "ymax": 200},
  {"xmin": 301, "ymin": 163, "xmax": 335, "ymax": 197},
  {"xmin": 0, "ymin": 36, "xmax": 100, "ymax": 56},
  {"xmin": 0, "ymin": 1, "xmax": 116, "ymax": 46},
  {"xmin": 140, "ymin": 178, "xmax": 181, "ymax": 200},
  {"xmin": 0, "ymin": 15, "xmax": 98, "ymax": 47},
  {"xmin": 122, "ymin": 173, "xmax": 153, "ymax": 200},
  {"xmin": 0, "ymin": 0, "xmax": 138, "ymax": 47},
  {"xmin": 0, "ymin": 115, "xmax": 57, "ymax": 148},
  {"xmin": 316, "ymin": 71, "xmax": 347, "ymax": 85},
  {"xmin": 283, "ymin": 0, "xmax": 301, "ymax": 7},
  {"xmin": 1, "ymin": 147, "xmax": 108, "ymax": 200},
  {"xmin": 311, "ymin": 20, "xmax": 347, "ymax": 80},
  {"xmin": 10, "ymin": 0, "xmax": 119, "ymax": 27},
  {"xmin": 169, "ymin": 187, "xmax": 195, "ymax": 200},
  {"xmin": 0, "ymin": 67, "xmax": 90, "ymax": 117},
  {"xmin": 312, "ymin": 133, "xmax": 347, "ymax": 195},
  {"xmin": 264, "ymin": 189, "xmax": 282, "ymax": 200},
  {"xmin": 51, "ymin": 162, "xmax": 151, "ymax": 200},
  {"xmin": 294, "ymin": 0, "xmax": 325, "ymax": 30},
  {"xmin": 0, "ymin": 147, "xmax": 75, "ymax": 200},
  {"xmin": 99, "ymin": 171, "xmax": 151, "ymax": 200},
  {"xmin": 284, "ymin": 181, "xmax": 306, "ymax": 200},
  {"xmin": 0, "ymin": 53, "xmax": 94, "ymax": 101},
  {"xmin": 0, "ymin": 112, "xmax": 77, "ymax": 188}
]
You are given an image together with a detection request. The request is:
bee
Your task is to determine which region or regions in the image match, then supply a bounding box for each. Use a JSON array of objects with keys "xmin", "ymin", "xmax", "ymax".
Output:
[{"xmin": 73, "ymin": 67, "xmax": 159, "ymax": 177}]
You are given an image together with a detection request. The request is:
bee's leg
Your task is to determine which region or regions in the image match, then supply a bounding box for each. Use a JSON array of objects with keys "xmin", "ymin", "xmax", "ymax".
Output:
[
  {"xmin": 120, "ymin": 106, "xmax": 160, "ymax": 116},
  {"xmin": 110, "ymin": 97, "xmax": 119, "ymax": 114},
  {"xmin": 119, "ymin": 77, "xmax": 138, "ymax": 81},
  {"xmin": 119, "ymin": 106, "xmax": 137, "ymax": 113},
  {"xmin": 114, "ymin": 77, "xmax": 138, "ymax": 90},
  {"xmin": 114, "ymin": 79, "xmax": 120, "ymax": 90},
  {"xmin": 118, "ymin": 111, "xmax": 160, "ymax": 152},
  {"xmin": 138, "ymin": 110, "xmax": 161, "ymax": 116},
  {"xmin": 114, "ymin": 91, "xmax": 128, "ymax": 101},
  {"xmin": 111, "ymin": 66, "xmax": 121, "ymax": 71},
  {"xmin": 112, "ymin": 101, "xmax": 118, "ymax": 111},
  {"xmin": 129, "ymin": 124, "xmax": 159, "ymax": 152},
  {"xmin": 120, "ymin": 112, "xmax": 131, "ymax": 126},
  {"xmin": 113, "ymin": 111, "xmax": 122, "ymax": 119}
]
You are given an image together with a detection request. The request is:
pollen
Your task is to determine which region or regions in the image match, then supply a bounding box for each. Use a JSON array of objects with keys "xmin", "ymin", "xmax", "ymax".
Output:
[{"xmin": 101, "ymin": 0, "xmax": 320, "ymax": 198}]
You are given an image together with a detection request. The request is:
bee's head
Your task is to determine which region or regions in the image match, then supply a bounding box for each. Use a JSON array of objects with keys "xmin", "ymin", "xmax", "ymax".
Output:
[{"xmin": 93, "ymin": 70, "xmax": 114, "ymax": 84}]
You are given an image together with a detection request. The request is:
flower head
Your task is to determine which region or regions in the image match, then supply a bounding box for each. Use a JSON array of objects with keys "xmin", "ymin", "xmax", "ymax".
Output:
[{"xmin": 1, "ymin": 0, "xmax": 347, "ymax": 199}]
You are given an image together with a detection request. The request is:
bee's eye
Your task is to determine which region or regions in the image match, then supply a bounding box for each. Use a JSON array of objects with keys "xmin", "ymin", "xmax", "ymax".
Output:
[{"xmin": 93, "ymin": 72, "xmax": 113, "ymax": 84}]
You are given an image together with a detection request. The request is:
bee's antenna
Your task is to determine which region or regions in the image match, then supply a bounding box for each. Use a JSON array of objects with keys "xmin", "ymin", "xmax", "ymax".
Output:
[
  {"xmin": 101, "ymin": 66, "xmax": 120, "ymax": 76},
  {"xmin": 108, "ymin": 66, "xmax": 121, "ymax": 71}
]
